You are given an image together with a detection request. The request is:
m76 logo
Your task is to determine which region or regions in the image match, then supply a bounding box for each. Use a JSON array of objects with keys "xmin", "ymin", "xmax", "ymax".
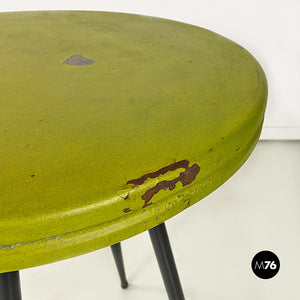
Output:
[
  {"xmin": 251, "ymin": 251, "xmax": 280, "ymax": 279},
  {"xmin": 254, "ymin": 260, "xmax": 277, "ymax": 270}
]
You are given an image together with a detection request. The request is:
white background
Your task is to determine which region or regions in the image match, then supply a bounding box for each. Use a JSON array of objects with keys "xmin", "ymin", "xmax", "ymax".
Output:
[{"xmin": 1, "ymin": 0, "xmax": 300, "ymax": 139}]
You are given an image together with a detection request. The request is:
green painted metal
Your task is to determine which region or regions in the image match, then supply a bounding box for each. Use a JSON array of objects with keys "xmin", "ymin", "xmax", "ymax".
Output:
[{"xmin": 0, "ymin": 11, "xmax": 267, "ymax": 272}]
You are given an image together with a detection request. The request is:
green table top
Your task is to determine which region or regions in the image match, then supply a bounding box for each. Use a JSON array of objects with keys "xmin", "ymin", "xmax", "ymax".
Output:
[{"xmin": 0, "ymin": 11, "xmax": 267, "ymax": 272}]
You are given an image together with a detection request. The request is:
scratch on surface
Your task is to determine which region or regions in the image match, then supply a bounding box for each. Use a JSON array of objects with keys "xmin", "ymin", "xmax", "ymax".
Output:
[
  {"xmin": 120, "ymin": 193, "xmax": 129, "ymax": 200},
  {"xmin": 0, "ymin": 232, "xmax": 73, "ymax": 251}
]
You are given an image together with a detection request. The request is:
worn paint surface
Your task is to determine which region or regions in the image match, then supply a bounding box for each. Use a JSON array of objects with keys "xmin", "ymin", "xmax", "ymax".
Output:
[{"xmin": 0, "ymin": 11, "xmax": 267, "ymax": 272}]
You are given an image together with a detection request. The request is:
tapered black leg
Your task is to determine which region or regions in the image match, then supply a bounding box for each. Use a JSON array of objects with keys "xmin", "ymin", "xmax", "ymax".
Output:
[
  {"xmin": 149, "ymin": 223, "xmax": 185, "ymax": 300},
  {"xmin": 0, "ymin": 271, "xmax": 22, "ymax": 300},
  {"xmin": 111, "ymin": 242, "xmax": 128, "ymax": 289}
]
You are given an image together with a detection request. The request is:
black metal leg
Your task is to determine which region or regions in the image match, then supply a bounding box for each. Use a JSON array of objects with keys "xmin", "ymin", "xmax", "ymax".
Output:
[
  {"xmin": 0, "ymin": 271, "xmax": 22, "ymax": 300},
  {"xmin": 111, "ymin": 242, "xmax": 128, "ymax": 289},
  {"xmin": 149, "ymin": 223, "xmax": 185, "ymax": 300}
]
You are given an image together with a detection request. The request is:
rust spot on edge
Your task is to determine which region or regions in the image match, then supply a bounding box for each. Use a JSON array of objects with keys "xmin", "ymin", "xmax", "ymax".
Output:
[
  {"xmin": 123, "ymin": 208, "xmax": 132, "ymax": 213},
  {"xmin": 141, "ymin": 163, "xmax": 200, "ymax": 206},
  {"xmin": 125, "ymin": 160, "xmax": 200, "ymax": 210},
  {"xmin": 127, "ymin": 160, "xmax": 190, "ymax": 186}
]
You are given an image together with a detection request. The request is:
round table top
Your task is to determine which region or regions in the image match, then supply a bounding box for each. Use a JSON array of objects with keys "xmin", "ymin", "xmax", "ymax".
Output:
[{"xmin": 0, "ymin": 10, "xmax": 267, "ymax": 272}]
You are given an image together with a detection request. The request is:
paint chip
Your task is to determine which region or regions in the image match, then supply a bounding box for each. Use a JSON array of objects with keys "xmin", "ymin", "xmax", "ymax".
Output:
[
  {"xmin": 127, "ymin": 160, "xmax": 200, "ymax": 208},
  {"xmin": 63, "ymin": 55, "xmax": 94, "ymax": 66}
]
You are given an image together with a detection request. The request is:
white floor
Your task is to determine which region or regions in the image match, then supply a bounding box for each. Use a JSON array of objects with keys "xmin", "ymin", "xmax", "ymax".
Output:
[{"xmin": 20, "ymin": 141, "xmax": 300, "ymax": 300}]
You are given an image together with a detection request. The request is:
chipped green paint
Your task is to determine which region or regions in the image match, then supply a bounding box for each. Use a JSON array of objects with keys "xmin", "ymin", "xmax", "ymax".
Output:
[
  {"xmin": 124, "ymin": 160, "xmax": 200, "ymax": 211},
  {"xmin": 0, "ymin": 11, "xmax": 267, "ymax": 272}
]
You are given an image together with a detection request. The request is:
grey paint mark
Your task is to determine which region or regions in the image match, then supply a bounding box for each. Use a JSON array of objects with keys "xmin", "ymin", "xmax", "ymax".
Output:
[{"xmin": 63, "ymin": 55, "xmax": 94, "ymax": 66}]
